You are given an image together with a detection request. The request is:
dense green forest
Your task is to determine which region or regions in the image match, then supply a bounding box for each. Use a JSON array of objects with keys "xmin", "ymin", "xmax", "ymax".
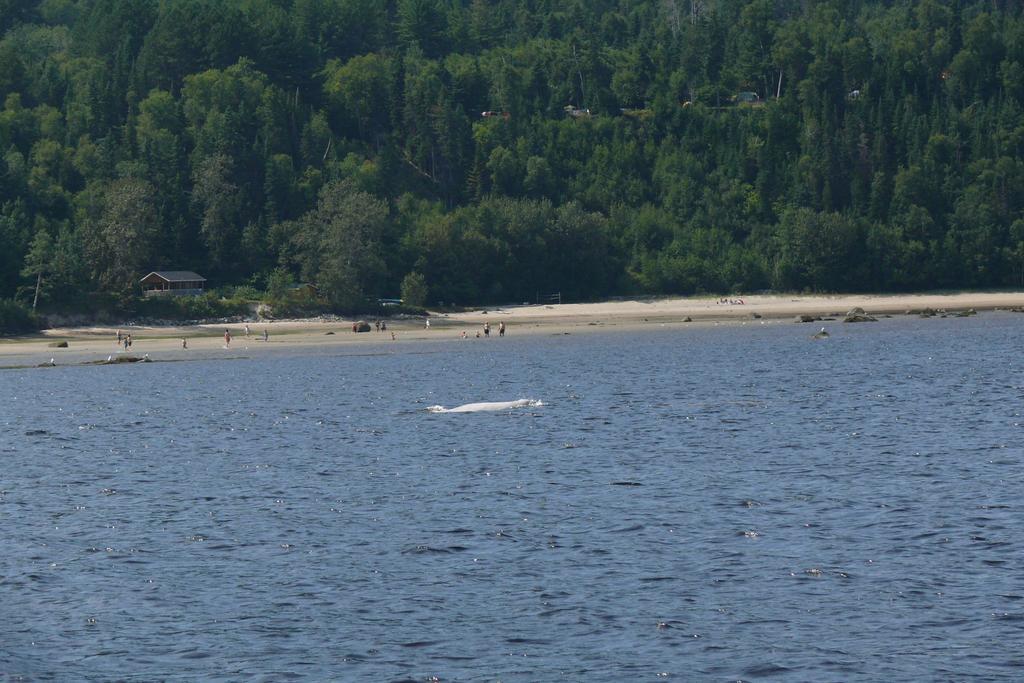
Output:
[{"xmin": 3, "ymin": 0, "xmax": 1024, "ymax": 321}]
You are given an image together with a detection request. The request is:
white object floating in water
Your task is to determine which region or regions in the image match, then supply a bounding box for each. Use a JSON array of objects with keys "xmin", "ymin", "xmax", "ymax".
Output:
[{"xmin": 427, "ymin": 399, "xmax": 543, "ymax": 413}]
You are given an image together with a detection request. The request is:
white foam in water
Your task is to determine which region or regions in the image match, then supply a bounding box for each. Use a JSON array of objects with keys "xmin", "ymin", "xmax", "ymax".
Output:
[{"xmin": 427, "ymin": 399, "xmax": 544, "ymax": 413}]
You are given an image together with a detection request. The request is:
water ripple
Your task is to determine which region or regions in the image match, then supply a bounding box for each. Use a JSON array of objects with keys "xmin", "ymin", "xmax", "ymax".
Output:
[{"xmin": 2, "ymin": 315, "xmax": 1023, "ymax": 680}]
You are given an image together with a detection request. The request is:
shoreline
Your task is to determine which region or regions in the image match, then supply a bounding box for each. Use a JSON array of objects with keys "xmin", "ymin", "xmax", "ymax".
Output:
[{"xmin": 3, "ymin": 291, "xmax": 1023, "ymax": 367}]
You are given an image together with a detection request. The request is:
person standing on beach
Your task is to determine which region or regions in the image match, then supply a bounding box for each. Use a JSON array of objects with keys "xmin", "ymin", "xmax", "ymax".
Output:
[
  {"xmin": 123, "ymin": 335, "xmax": 129, "ymax": 351},
  {"xmin": 117, "ymin": 329, "xmax": 122, "ymax": 345},
  {"xmin": 245, "ymin": 324, "xmax": 251, "ymax": 338},
  {"xmin": 126, "ymin": 334, "xmax": 132, "ymax": 348},
  {"xmin": 182, "ymin": 338, "xmax": 188, "ymax": 349},
  {"xmin": 224, "ymin": 329, "xmax": 231, "ymax": 347},
  {"xmin": 498, "ymin": 321, "xmax": 505, "ymax": 337},
  {"xmin": 483, "ymin": 322, "xmax": 490, "ymax": 337},
  {"xmin": 425, "ymin": 318, "xmax": 430, "ymax": 330},
  {"xmin": 263, "ymin": 329, "xmax": 269, "ymax": 342}
]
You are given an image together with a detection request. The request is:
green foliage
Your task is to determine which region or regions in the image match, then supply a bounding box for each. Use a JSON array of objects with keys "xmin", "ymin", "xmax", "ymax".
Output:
[
  {"xmin": 20, "ymin": 225, "xmax": 52, "ymax": 309},
  {"xmin": 77, "ymin": 177, "xmax": 161, "ymax": 297},
  {"xmin": 265, "ymin": 266, "xmax": 291, "ymax": 303},
  {"xmin": 134, "ymin": 292, "xmax": 250, "ymax": 321},
  {"xmin": 773, "ymin": 208, "xmax": 867, "ymax": 292},
  {"xmin": 323, "ymin": 53, "xmax": 393, "ymax": 141},
  {"xmin": 226, "ymin": 284, "xmax": 261, "ymax": 301},
  {"xmin": 261, "ymin": 279, "xmax": 325, "ymax": 318},
  {"xmin": 0, "ymin": 298, "xmax": 39, "ymax": 333},
  {"xmin": 291, "ymin": 179, "xmax": 389, "ymax": 310},
  {"xmin": 400, "ymin": 271, "xmax": 428, "ymax": 307},
  {"xmin": 2, "ymin": 0, "xmax": 1024, "ymax": 318}
]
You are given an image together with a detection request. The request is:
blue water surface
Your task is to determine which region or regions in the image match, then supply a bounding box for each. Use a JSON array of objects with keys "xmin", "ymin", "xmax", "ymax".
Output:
[{"xmin": 2, "ymin": 314, "xmax": 1023, "ymax": 681}]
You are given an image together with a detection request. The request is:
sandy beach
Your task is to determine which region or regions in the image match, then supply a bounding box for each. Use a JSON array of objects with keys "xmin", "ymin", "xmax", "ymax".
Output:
[{"xmin": 2, "ymin": 291, "xmax": 1023, "ymax": 368}]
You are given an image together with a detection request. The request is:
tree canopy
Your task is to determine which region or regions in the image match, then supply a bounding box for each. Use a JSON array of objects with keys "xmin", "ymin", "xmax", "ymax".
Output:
[{"xmin": 3, "ymin": 0, "xmax": 1024, "ymax": 313}]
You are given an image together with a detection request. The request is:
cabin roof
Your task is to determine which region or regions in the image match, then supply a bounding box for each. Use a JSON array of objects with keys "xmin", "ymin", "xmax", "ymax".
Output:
[{"xmin": 140, "ymin": 270, "xmax": 207, "ymax": 283}]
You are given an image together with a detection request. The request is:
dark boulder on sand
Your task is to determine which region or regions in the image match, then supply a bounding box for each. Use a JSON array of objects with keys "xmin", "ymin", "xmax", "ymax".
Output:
[
  {"xmin": 47, "ymin": 341, "xmax": 68, "ymax": 348},
  {"xmin": 352, "ymin": 320, "xmax": 372, "ymax": 333},
  {"xmin": 843, "ymin": 307, "xmax": 876, "ymax": 322}
]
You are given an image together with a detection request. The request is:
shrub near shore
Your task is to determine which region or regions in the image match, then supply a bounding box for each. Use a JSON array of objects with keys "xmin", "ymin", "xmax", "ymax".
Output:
[
  {"xmin": 133, "ymin": 288, "xmax": 427, "ymax": 324},
  {"xmin": 134, "ymin": 292, "xmax": 253, "ymax": 322},
  {"xmin": 0, "ymin": 299, "xmax": 40, "ymax": 334}
]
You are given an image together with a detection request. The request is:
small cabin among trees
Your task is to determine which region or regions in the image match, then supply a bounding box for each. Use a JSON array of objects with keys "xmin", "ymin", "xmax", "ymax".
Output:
[
  {"xmin": 140, "ymin": 271, "xmax": 207, "ymax": 296},
  {"xmin": 564, "ymin": 105, "xmax": 591, "ymax": 118}
]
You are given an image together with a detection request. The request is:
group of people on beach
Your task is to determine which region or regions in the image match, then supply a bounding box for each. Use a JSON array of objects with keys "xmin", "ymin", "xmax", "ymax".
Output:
[
  {"xmin": 461, "ymin": 321, "xmax": 505, "ymax": 338},
  {"xmin": 116, "ymin": 318, "xmax": 511, "ymax": 351},
  {"xmin": 718, "ymin": 298, "xmax": 745, "ymax": 305},
  {"xmin": 222, "ymin": 327, "xmax": 268, "ymax": 347},
  {"xmin": 117, "ymin": 325, "xmax": 274, "ymax": 353}
]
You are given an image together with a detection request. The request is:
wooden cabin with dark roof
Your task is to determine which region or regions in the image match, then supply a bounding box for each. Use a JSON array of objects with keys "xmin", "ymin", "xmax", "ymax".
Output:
[{"xmin": 140, "ymin": 271, "xmax": 207, "ymax": 296}]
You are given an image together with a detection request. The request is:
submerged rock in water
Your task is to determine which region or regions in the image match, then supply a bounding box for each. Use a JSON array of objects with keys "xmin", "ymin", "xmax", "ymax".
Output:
[
  {"xmin": 843, "ymin": 314, "xmax": 877, "ymax": 323},
  {"xmin": 103, "ymin": 355, "xmax": 149, "ymax": 364},
  {"xmin": 796, "ymin": 314, "xmax": 818, "ymax": 323}
]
